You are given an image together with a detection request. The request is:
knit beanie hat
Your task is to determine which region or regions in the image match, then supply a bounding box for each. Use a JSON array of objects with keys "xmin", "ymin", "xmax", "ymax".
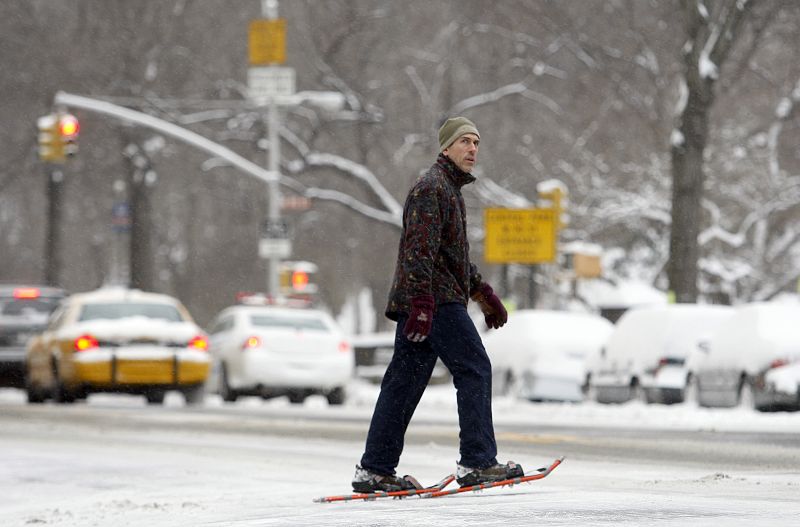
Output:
[{"xmin": 438, "ymin": 117, "xmax": 480, "ymax": 152}]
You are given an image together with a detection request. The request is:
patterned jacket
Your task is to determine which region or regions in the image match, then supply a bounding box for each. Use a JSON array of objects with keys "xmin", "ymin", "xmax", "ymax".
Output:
[{"xmin": 385, "ymin": 153, "xmax": 483, "ymax": 320}]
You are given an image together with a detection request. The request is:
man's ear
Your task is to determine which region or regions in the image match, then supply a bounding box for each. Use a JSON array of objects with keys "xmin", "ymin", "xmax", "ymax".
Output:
[{"xmin": 442, "ymin": 148, "xmax": 449, "ymax": 156}]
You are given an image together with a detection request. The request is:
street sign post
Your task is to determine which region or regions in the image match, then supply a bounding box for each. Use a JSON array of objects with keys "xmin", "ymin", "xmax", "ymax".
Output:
[{"xmin": 484, "ymin": 208, "xmax": 557, "ymax": 264}]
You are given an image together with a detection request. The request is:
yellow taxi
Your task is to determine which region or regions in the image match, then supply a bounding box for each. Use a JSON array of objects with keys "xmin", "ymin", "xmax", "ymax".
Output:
[{"xmin": 25, "ymin": 287, "xmax": 210, "ymax": 405}]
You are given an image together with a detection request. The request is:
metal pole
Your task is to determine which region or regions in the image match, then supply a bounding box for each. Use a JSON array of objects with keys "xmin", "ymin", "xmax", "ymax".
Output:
[
  {"xmin": 262, "ymin": 0, "xmax": 278, "ymax": 18},
  {"xmin": 266, "ymin": 101, "xmax": 281, "ymax": 297},
  {"xmin": 44, "ymin": 167, "xmax": 63, "ymax": 286},
  {"xmin": 264, "ymin": 0, "xmax": 282, "ymax": 298}
]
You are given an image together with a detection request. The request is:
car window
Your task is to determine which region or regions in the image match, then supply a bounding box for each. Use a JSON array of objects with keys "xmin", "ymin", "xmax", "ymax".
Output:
[
  {"xmin": 250, "ymin": 314, "xmax": 329, "ymax": 331},
  {"xmin": 78, "ymin": 302, "xmax": 184, "ymax": 322},
  {"xmin": 46, "ymin": 306, "xmax": 68, "ymax": 331},
  {"xmin": 210, "ymin": 316, "xmax": 233, "ymax": 334},
  {"xmin": 0, "ymin": 297, "xmax": 61, "ymax": 317}
]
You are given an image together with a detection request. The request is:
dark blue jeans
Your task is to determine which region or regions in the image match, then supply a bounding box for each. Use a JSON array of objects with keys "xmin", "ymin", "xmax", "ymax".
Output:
[{"xmin": 360, "ymin": 303, "xmax": 498, "ymax": 475}]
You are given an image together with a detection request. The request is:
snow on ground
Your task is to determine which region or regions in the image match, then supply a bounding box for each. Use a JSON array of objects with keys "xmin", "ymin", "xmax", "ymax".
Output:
[{"xmin": 1, "ymin": 383, "xmax": 799, "ymax": 526}]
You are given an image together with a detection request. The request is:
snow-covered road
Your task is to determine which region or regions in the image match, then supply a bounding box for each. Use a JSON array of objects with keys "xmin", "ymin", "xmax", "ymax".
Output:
[{"xmin": 1, "ymin": 383, "xmax": 799, "ymax": 526}]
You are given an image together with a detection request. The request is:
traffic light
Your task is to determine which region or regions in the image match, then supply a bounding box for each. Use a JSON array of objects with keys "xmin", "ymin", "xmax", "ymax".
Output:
[
  {"xmin": 279, "ymin": 261, "xmax": 319, "ymax": 297},
  {"xmin": 58, "ymin": 113, "xmax": 79, "ymax": 157},
  {"xmin": 37, "ymin": 112, "xmax": 79, "ymax": 163},
  {"xmin": 37, "ymin": 113, "xmax": 64, "ymax": 163}
]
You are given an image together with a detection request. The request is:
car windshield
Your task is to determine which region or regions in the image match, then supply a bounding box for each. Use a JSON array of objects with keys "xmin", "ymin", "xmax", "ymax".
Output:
[
  {"xmin": 79, "ymin": 303, "xmax": 184, "ymax": 322},
  {"xmin": 0, "ymin": 298, "xmax": 61, "ymax": 317},
  {"xmin": 249, "ymin": 314, "xmax": 329, "ymax": 331}
]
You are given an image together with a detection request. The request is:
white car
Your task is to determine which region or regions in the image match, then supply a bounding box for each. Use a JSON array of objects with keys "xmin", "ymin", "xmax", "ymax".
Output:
[
  {"xmin": 483, "ymin": 309, "xmax": 614, "ymax": 402},
  {"xmin": 351, "ymin": 330, "xmax": 450, "ymax": 384},
  {"xmin": 592, "ymin": 304, "xmax": 733, "ymax": 404},
  {"xmin": 695, "ymin": 302, "xmax": 800, "ymax": 411},
  {"xmin": 208, "ymin": 305, "xmax": 353, "ymax": 405}
]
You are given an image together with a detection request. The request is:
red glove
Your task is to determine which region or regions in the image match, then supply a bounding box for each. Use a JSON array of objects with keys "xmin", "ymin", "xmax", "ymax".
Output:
[
  {"xmin": 471, "ymin": 283, "xmax": 508, "ymax": 329},
  {"xmin": 404, "ymin": 295, "xmax": 435, "ymax": 342}
]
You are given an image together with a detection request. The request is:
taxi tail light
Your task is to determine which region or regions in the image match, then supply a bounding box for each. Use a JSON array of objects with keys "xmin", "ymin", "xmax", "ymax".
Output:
[
  {"xmin": 242, "ymin": 336, "xmax": 261, "ymax": 350},
  {"xmin": 338, "ymin": 340, "xmax": 352, "ymax": 353},
  {"xmin": 188, "ymin": 335, "xmax": 209, "ymax": 351},
  {"xmin": 74, "ymin": 334, "xmax": 99, "ymax": 352}
]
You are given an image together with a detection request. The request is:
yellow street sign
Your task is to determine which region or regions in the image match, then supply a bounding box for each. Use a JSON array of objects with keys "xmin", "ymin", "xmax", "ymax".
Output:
[
  {"xmin": 484, "ymin": 208, "xmax": 557, "ymax": 264},
  {"xmin": 248, "ymin": 18, "xmax": 286, "ymax": 65}
]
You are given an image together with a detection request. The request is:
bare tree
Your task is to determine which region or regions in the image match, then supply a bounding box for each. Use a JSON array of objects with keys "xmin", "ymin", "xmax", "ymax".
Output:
[{"xmin": 667, "ymin": 0, "xmax": 754, "ymax": 302}]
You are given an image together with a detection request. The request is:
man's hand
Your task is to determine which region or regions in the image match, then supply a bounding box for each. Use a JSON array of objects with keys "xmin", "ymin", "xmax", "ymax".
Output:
[
  {"xmin": 404, "ymin": 295, "xmax": 435, "ymax": 342},
  {"xmin": 471, "ymin": 283, "xmax": 508, "ymax": 329}
]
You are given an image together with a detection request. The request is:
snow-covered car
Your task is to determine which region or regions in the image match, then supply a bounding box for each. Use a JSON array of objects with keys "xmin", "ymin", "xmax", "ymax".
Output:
[
  {"xmin": 694, "ymin": 303, "xmax": 800, "ymax": 411},
  {"xmin": 483, "ymin": 309, "xmax": 614, "ymax": 402},
  {"xmin": 352, "ymin": 330, "xmax": 450, "ymax": 384},
  {"xmin": 0, "ymin": 285, "xmax": 65, "ymax": 388},
  {"xmin": 208, "ymin": 304, "xmax": 353, "ymax": 404},
  {"xmin": 592, "ymin": 304, "xmax": 733, "ymax": 404},
  {"xmin": 25, "ymin": 287, "xmax": 210, "ymax": 405}
]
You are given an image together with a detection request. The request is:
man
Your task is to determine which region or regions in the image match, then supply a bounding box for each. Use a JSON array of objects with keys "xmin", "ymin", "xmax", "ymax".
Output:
[{"xmin": 352, "ymin": 116, "xmax": 521, "ymax": 493}]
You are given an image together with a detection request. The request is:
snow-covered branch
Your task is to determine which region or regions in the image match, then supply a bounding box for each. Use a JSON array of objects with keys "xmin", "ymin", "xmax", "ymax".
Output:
[
  {"xmin": 280, "ymin": 127, "xmax": 403, "ymax": 227},
  {"xmin": 447, "ymin": 82, "xmax": 564, "ymax": 117},
  {"xmin": 302, "ymin": 187, "xmax": 401, "ymax": 227}
]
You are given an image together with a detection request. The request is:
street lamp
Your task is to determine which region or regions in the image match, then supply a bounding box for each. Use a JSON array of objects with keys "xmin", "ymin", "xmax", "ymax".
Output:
[{"xmin": 248, "ymin": 1, "xmax": 347, "ymax": 298}]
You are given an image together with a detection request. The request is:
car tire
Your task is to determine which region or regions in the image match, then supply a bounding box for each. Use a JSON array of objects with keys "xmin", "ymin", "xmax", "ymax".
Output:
[
  {"xmin": 219, "ymin": 364, "xmax": 238, "ymax": 402},
  {"xmin": 53, "ymin": 382, "xmax": 77, "ymax": 404},
  {"xmin": 326, "ymin": 387, "xmax": 345, "ymax": 405},
  {"xmin": 183, "ymin": 384, "xmax": 205, "ymax": 406},
  {"xmin": 25, "ymin": 378, "xmax": 47, "ymax": 404},
  {"xmin": 145, "ymin": 390, "xmax": 166, "ymax": 405},
  {"xmin": 288, "ymin": 391, "xmax": 306, "ymax": 404},
  {"xmin": 52, "ymin": 363, "xmax": 76, "ymax": 404}
]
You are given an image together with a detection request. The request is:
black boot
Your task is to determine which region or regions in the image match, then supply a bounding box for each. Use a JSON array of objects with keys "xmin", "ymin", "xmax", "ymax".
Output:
[
  {"xmin": 351, "ymin": 465, "xmax": 421, "ymax": 493},
  {"xmin": 456, "ymin": 461, "xmax": 524, "ymax": 487}
]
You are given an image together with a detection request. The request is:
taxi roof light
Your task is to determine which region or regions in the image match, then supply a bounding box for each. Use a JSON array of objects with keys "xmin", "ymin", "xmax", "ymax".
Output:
[{"xmin": 13, "ymin": 287, "xmax": 41, "ymax": 300}]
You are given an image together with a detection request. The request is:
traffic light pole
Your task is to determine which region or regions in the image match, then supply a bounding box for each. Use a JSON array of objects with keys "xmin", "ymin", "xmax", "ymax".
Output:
[
  {"xmin": 52, "ymin": 87, "xmax": 343, "ymax": 297},
  {"xmin": 44, "ymin": 167, "xmax": 64, "ymax": 286}
]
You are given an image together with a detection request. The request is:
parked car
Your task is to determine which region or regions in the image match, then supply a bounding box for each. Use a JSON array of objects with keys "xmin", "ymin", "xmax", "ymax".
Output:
[
  {"xmin": 592, "ymin": 304, "xmax": 733, "ymax": 404},
  {"xmin": 25, "ymin": 287, "xmax": 210, "ymax": 405},
  {"xmin": 352, "ymin": 330, "xmax": 450, "ymax": 384},
  {"xmin": 694, "ymin": 302, "xmax": 800, "ymax": 411},
  {"xmin": 208, "ymin": 303, "xmax": 353, "ymax": 405},
  {"xmin": 483, "ymin": 309, "xmax": 614, "ymax": 402},
  {"xmin": 0, "ymin": 285, "xmax": 65, "ymax": 387}
]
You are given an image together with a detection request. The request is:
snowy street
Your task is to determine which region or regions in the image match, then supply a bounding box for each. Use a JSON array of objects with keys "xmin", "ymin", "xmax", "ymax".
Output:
[{"xmin": 1, "ymin": 383, "xmax": 799, "ymax": 526}]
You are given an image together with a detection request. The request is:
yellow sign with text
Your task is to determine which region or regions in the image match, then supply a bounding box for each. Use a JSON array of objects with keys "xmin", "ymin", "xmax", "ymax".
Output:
[
  {"xmin": 248, "ymin": 19, "xmax": 286, "ymax": 65},
  {"xmin": 484, "ymin": 208, "xmax": 557, "ymax": 264}
]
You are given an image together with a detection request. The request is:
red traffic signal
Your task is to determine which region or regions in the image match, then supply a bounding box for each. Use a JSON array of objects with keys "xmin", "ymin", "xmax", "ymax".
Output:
[
  {"xmin": 59, "ymin": 114, "xmax": 79, "ymax": 139},
  {"xmin": 291, "ymin": 270, "xmax": 310, "ymax": 291}
]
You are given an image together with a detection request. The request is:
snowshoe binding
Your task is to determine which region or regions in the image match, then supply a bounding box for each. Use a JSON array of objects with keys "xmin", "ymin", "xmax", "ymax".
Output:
[
  {"xmin": 456, "ymin": 461, "xmax": 524, "ymax": 487},
  {"xmin": 351, "ymin": 465, "xmax": 422, "ymax": 493}
]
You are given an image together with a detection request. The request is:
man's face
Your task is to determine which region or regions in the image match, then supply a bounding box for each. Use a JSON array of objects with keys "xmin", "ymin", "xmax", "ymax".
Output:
[{"xmin": 443, "ymin": 133, "xmax": 479, "ymax": 173}]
